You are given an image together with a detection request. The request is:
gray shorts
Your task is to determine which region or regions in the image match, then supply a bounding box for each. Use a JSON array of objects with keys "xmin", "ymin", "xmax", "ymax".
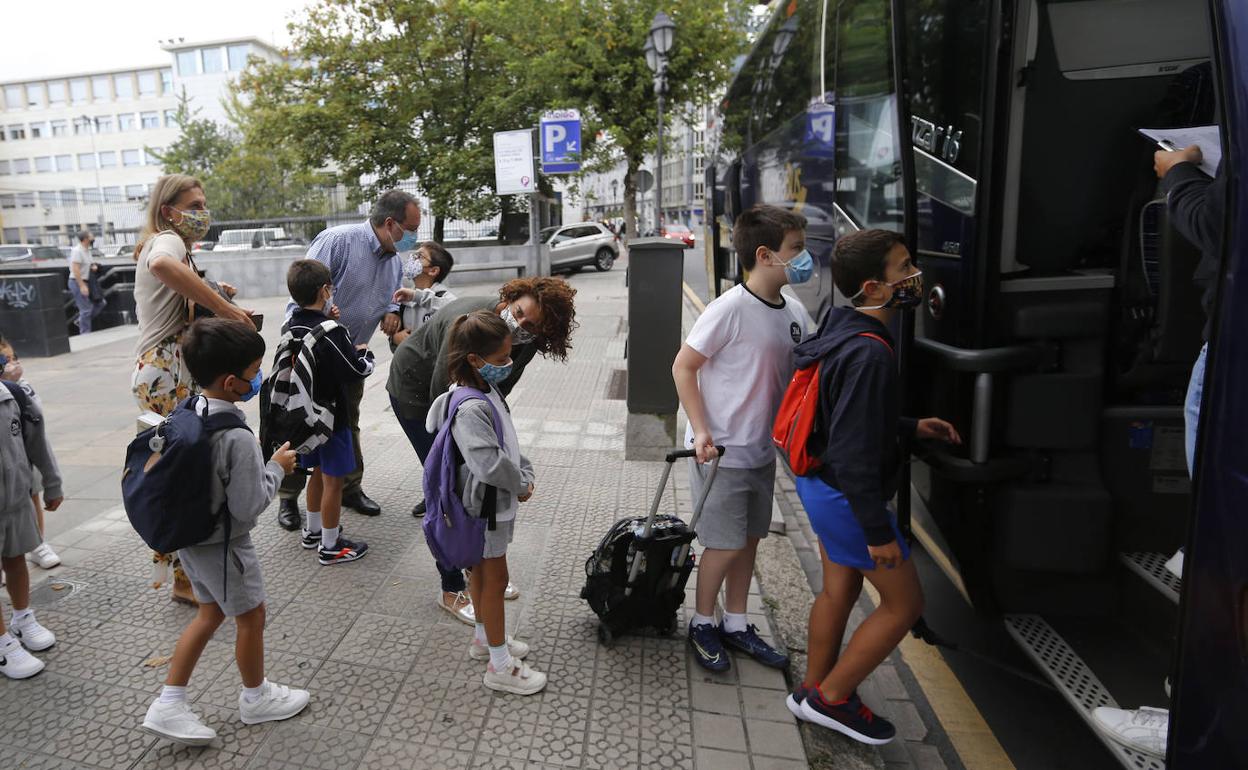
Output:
[
  {"xmin": 689, "ymin": 460, "xmax": 777, "ymax": 550},
  {"xmin": 178, "ymin": 535, "xmax": 266, "ymax": 617},
  {"xmin": 0, "ymin": 503, "xmax": 41, "ymax": 559},
  {"xmin": 483, "ymin": 519, "xmax": 515, "ymax": 560}
]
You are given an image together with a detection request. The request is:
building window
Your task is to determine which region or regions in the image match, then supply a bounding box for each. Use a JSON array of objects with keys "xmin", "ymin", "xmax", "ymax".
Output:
[
  {"xmin": 114, "ymin": 74, "xmax": 134, "ymax": 99},
  {"xmin": 164, "ymin": 109, "xmax": 178, "ymax": 128},
  {"xmin": 227, "ymin": 44, "xmax": 251, "ymax": 71},
  {"xmin": 161, "ymin": 68, "xmax": 173, "ymax": 92},
  {"xmin": 145, "ymin": 148, "xmax": 163, "ymax": 165},
  {"xmin": 2, "ymin": 228, "xmax": 18, "ymax": 242},
  {"xmin": 125, "ymin": 184, "xmax": 147, "ymax": 201},
  {"xmin": 47, "ymin": 81, "xmax": 67, "ymax": 106},
  {"xmin": 98, "ymin": 151, "xmax": 117, "ymax": 168},
  {"xmin": 34, "ymin": 156, "xmax": 52, "ymax": 173},
  {"xmin": 95, "ymin": 115, "xmax": 113, "ymax": 133},
  {"xmin": 38, "ymin": 191, "xmax": 59, "ymax": 208},
  {"xmin": 12, "ymin": 158, "xmax": 30, "ymax": 175},
  {"xmin": 29, "ymin": 122, "xmax": 47, "ymax": 139},
  {"xmin": 25, "ymin": 83, "xmax": 44, "ymax": 108},
  {"xmin": 92, "ymin": 75, "xmax": 111, "ymax": 100},
  {"xmin": 17, "ymin": 193, "xmax": 35, "ymax": 208},
  {"xmin": 82, "ymin": 188, "xmax": 101, "ymax": 204},
  {"xmin": 140, "ymin": 111, "xmax": 160, "ymax": 129},
  {"xmin": 3, "ymin": 85, "xmax": 21, "ymax": 110},
  {"xmin": 118, "ymin": 113, "xmax": 136, "ymax": 131},
  {"xmin": 70, "ymin": 78, "xmax": 88, "ymax": 104},
  {"xmin": 50, "ymin": 119, "xmax": 68, "ymax": 137},
  {"xmin": 138, "ymin": 71, "xmax": 157, "ymax": 97},
  {"xmin": 202, "ymin": 48, "xmax": 224, "ymax": 74},
  {"xmin": 0, "ymin": 195, "xmax": 14, "ymax": 210},
  {"xmin": 8, "ymin": 124, "xmax": 26, "ymax": 140},
  {"xmin": 59, "ymin": 190, "xmax": 76, "ymax": 206},
  {"xmin": 176, "ymin": 50, "xmax": 198, "ymax": 76},
  {"xmin": 122, "ymin": 149, "xmax": 142, "ymax": 167},
  {"xmin": 0, "ymin": 160, "xmax": 9, "ymax": 175},
  {"xmin": 55, "ymin": 154, "xmax": 72, "ymax": 171},
  {"xmin": 107, "ymin": 186, "xmax": 127, "ymax": 202},
  {"xmin": 77, "ymin": 153, "xmax": 96, "ymax": 170}
]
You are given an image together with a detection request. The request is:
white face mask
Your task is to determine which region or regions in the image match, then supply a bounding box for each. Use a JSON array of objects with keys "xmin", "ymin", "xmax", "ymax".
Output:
[
  {"xmin": 501, "ymin": 306, "xmax": 536, "ymax": 344},
  {"xmin": 403, "ymin": 256, "xmax": 423, "ymax": 279},
  {"xmin": 321, "ymin": 288, "xmax": 333, "ymax": 316}
]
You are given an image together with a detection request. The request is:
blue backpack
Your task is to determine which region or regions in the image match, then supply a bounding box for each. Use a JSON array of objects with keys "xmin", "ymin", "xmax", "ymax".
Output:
[
  {"xmin": 422, "ymin": 387, "xmax": 506, "ymax": 570},
  {"xmin": 122, "ymin": 396, "xmax": 248, "ymax": 595}
]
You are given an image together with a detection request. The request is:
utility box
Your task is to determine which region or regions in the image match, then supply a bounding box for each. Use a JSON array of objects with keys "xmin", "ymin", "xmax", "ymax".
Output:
[
  {"xmin": 0, "ymin": 273, "xmax": 70, "ymax": 357},
  {"xmin": 625, "ymin": 238, "xmax": 688, "ymax": 459}
]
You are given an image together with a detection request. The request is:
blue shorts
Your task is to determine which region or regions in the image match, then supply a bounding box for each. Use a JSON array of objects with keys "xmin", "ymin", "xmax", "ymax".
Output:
[
  {"xmin": 794, "ymin": 475, "xmax": 910, "ymax": 570},
  {"xmin": 298, "ymin": 428, "xmax": 355, "ymax": 477}
]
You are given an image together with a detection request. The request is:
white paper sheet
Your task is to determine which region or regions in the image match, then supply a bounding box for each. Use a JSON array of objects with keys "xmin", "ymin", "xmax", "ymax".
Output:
[{"xmin": 1138, "ymin": 125, "xmax": 1222, "ymax": 177}]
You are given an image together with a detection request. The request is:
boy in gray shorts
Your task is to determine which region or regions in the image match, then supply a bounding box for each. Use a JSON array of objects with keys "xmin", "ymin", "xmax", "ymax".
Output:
[
  {"xmin": 672, "ymin": 205, "xmax": 812, "ymax": 672},
  {"xmin": 0, "ymin": 371, "xmax": 64, "ymax": 679},
  {"xmin": 141, "ymin": 318, "xmax": 307, "ymax": 746}
]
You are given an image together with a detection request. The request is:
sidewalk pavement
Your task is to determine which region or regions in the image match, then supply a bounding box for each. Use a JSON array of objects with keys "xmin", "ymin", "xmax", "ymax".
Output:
[{"xmin": 0, "ymin": 265, "xmax": 811, "ymax": 769}]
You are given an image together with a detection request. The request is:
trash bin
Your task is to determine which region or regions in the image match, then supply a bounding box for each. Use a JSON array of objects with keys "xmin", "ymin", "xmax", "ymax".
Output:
[
  {"xmin": 626, "ymin": 237, "xmax": 688, "ymax": 414},
  {"xmin": 0, "ymin": 272, "xmax": 70, "ymax": 357}
]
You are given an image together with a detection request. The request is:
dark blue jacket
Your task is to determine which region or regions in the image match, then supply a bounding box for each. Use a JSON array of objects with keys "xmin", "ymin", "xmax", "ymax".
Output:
[{"xmin": 1163, "ymin": 160, "xmax": 1226, "ymax": 341}]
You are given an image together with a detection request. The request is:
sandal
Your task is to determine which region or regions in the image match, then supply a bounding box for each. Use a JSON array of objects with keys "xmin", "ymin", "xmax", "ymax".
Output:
[
  {"xmin": 504, "ymin": 582, "xmax": 520, "ymax": 601},
  {"xmin": 171, "ymin": 573, "xmax": 198, "ymax": 607},
  {"xmin": 438, "ymin": 591, "xmax": 476, "ymax": 626}
]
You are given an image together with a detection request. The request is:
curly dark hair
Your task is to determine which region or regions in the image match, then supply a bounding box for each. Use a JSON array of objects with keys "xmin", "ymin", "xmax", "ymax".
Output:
[{"xmin": 498, "ymin": 277, "xmax": 578, "ymax": 361}]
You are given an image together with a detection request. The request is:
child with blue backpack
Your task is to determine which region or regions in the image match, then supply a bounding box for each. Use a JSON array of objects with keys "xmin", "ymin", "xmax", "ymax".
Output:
[
  {"xmin": 140, "ymin": 318, "xmax": 309, "ymax": 745},
  {"xmin": 425, "ymin": 311, "xmax": 543, "ymax": 695}
]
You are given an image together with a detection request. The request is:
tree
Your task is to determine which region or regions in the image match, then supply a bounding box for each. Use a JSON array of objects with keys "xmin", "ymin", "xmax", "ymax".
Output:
[{"xmin": 150, "ymin": 91, "xmax": 232, "ymax": 180}]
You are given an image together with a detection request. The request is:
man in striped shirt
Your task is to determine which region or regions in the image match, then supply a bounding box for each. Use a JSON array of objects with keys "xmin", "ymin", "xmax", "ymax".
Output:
[{"xmin": 277, "ymin": 190, "xmax": 422, "ymax": 528}]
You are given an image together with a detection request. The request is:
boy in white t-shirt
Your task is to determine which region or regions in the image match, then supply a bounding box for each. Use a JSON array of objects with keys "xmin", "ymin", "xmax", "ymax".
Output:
[{"xmin": 672, "ymin": 204, "xmax": 812, "ymax": 673}]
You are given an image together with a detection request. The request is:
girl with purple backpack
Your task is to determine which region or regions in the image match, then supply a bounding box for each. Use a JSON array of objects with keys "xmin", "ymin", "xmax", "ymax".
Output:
[{"xmin": 425, "ymin": 311, "xmax": 544, "ymax": 695}]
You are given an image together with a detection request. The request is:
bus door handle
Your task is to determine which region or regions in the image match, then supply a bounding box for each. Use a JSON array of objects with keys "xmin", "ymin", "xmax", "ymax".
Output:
[{"xmin": 914, "ymin": 338, "xmax": 1054, "ymax": 465}]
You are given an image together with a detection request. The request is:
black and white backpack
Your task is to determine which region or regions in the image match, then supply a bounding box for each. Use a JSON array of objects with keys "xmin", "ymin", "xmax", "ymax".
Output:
[{"xmin": 259, "ymin": 320, "xmax": 338, "ymax": 457}]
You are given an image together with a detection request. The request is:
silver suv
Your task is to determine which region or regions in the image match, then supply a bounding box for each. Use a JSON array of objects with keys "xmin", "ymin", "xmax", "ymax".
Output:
[{"xmin": 540, "ymin": 222, "xmax": 619, "ymax": 272}]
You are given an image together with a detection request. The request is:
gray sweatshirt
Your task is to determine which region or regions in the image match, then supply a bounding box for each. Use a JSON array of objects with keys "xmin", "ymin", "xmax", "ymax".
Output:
[
  {"xmin": 0, "ymin": 381, "xmax": 63, "ymax": 514},
  {"xmin": 426, "ymin": 385, "xmax": 534, "ymax": 523},
  {"xmin": 196, "ymin": 398, "xmax": 286, "ymax": 544}
]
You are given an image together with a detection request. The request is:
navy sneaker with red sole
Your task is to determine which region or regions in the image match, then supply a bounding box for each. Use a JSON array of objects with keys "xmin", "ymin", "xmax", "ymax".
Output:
[
  {"xmin": 786, "ymin": 683, "xmax": 812, "ymax": 720},
  {"xmin": 800, "ymin": 688, "xmax": 896, "ymax": 745}
]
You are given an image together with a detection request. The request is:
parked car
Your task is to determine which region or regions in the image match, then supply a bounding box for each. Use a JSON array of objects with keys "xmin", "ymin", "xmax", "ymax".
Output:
[
  {"xmin": 214, "ymin": 227, "xmax": 289, "ymax": 251},
  {"xmin": 539, "ymin": 222, "xmax": 619, "ymax": 272},
  {"xmin": 1, "ymin": 244, "xmax": 66, "ymax": 263},
  {"xmin": 661, "ymin": 223, "xmax": 696, "ymax": 248},
  {"xmin": 99, "ymin": 243, "xmax": 135, "ymax": 259}
]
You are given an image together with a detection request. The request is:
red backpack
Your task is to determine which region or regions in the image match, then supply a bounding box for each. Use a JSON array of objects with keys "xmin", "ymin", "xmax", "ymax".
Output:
[{"xmin": 772, "ymin": 332, "xmax": 893, "ymax": 475}]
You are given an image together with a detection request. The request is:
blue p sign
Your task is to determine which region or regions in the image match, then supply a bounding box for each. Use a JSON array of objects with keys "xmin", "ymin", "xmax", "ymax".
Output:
[{"xmin": 541, "ymin": 109, "xmax": 582, "ymax": 174}]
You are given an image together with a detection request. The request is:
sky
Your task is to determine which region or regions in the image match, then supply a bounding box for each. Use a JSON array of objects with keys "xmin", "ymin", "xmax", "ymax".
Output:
[{"xmin": 0, "ymin": 0, "xmax": 315, "ymax": 81}]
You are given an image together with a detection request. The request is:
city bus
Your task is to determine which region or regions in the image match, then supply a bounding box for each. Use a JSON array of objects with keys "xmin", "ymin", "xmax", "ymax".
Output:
[{"xmin": 705, "ymin": 1, "xmax": 1248, "ymax": 766}]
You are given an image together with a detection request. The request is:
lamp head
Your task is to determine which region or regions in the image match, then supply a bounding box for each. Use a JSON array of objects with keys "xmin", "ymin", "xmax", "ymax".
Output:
[
  {"xmin": 644, "ymin": 37, "xmax": 659, "ymax": 73},
  {"xmin": 649, "ymin": 11, "xmax": 675, "ymax": 57}
]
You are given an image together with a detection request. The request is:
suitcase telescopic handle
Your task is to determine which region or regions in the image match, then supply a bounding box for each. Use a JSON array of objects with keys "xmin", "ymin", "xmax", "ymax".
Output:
[{"xmin": 665, "ymin": 446, "xmax": 726, "ymax": 463}]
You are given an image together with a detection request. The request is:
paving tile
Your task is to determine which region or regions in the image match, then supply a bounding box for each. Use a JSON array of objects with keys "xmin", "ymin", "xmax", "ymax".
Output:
[
  {"xmin": 689, "ymin": 680, "xmax": 740, "ymax": 716},
  {"xmin": 693, "ymin": 747, "xmax": 750, "ymax": 770},
  {"xmin": 692, "ymin": 712, "xmax": 747, "ymax": 751},
  {"xmin": 745, "ymin": 718, "xmax": 805, "ymax": 759},
  {"xmin": 740, "ymin": 686, "xmax": 794, "ymax": 723},
  {"xmin": 907, "ymin": 741, "xmax": 948, "ymax": 770}
]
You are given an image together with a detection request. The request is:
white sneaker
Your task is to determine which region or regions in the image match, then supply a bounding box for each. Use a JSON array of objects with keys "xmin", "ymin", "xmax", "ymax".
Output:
[
  {"xmin": 1164, "ymin": 548, "xmax": 1185, "ymax": 580},
  {"xmin": 504, "ymin": 581, "xmax": 520, "ymax": 600},
  {"xmin": 468, "ymin": 636, "xmax": 530, "ymax": 661},
  {"xmin": 483, "ymin": 659, "xmax": 547, "ymax": 696},
  {"xmin": 142, "ymin": 699, "xmax": 216, "ymax": 745},
  {"xmin": 11, "ymin": 611, "xmax": 55, "ymax": 651},
  {"xmin": 1092, "ymin": 706, "xmax": 1169, "ymax": 758},
  {"xmin": 238, "ymin": 681, "xmax": 310, "ymax": 725},
  {"xmin": 0, "ymin": 640, "xmax": 44, "ymax": 679},
  {"xmin": 27, "ymin": 542, "xmax": 61, "ymax": 569}
]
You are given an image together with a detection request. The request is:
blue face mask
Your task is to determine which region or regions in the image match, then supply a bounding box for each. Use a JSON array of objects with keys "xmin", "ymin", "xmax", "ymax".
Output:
[
  {"xmin": 394, "ymin": 228, "xmax": 419, "ymax": 253},
  {"xmin": 238, "ymin": 370, "xmax": 263, "ymax": 402},
  {"xmin": 478, "ymin": 359, "xmax": 513, "ymax": 384},
  {"xmin": 780, "ymin": 249, "xmax": 814, "ymax": 285}
]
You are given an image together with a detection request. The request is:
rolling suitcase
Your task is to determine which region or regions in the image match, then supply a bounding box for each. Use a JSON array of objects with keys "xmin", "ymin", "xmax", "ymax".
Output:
[{"xmin": 581, "ymin": 446, "xmax": 724, "ymax": 645}]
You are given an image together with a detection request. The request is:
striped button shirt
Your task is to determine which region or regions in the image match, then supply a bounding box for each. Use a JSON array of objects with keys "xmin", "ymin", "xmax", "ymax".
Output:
[{"xmin": 288, "ymin": 221, "xmax": 402, "ymax": 347}]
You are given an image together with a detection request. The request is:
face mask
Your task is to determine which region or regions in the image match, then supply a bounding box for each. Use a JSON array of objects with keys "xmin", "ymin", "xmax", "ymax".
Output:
[
  {"xmin": 236, "ymin": 370, "xmax": 262, "ymax": 402},
  {"xmin": 390, "ymin": 222, "xmax": 419, "ymax": 253},
  {"xmin": 0, "ymin": 354, "xmax": 20, "ymax": 382},
  {"xmin": 478, "ymin": 358, "xmax": 514, "ymax": 384},
  {"xmin": 322, "ymin": 292, "xmax": 334, "ymax": 316},
  {"xmin": 403, "ymin": 256, "xmax": 424, "ymax": 279},
  {"xmin": 169, "ymin": 208, "xmax": 211, "ymax": 241},
  {"xmin": 501, "ymin": 306, "xmax": 536, "ymax": 345},
  {"xmin": 852, "ymin": 270, "xmax": 924, "ymax": 310},
  {"xmin": 778, "ymin": 249, "xmax": 814, "ymax": 285}
]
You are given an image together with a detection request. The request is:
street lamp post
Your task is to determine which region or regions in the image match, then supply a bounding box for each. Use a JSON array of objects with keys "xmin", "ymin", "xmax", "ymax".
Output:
[
  {"xmin": 646, "ymin": 11, "xmax": 675, "ymax": 235},
  {"xmin": 81, "ymin": 114, "xmax": 107, "ymax": 238}
]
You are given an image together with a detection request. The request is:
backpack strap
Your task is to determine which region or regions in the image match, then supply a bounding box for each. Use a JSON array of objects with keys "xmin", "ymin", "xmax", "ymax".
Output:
[
  {"xmin": 857, "ymin": 332, "xmax": 894, "ymax": 355},
  {"xmin": 196, "ymin": 400, "xmax": 252, "ymax": 603},
  {"xmin": 2, "ymin": 380, "xmax": 34, "ymax": 436}
]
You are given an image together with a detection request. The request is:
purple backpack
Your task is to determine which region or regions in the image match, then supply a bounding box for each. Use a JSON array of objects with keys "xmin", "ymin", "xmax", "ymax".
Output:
[{"xmin": 422, "ymin": 387, "xmax": 505, "ymax": 570}]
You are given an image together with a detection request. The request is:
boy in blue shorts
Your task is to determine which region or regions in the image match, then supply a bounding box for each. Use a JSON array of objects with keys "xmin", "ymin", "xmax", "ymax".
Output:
[
  {"xmin": 672, "ymin": 205, "xmax": 813, "ymax": 673},
  {"xmin": 788, "ymin": 229, "xmax": 960, "ymax": 745},
  {"xmin": 284, "ymin": 260, "xmax": 375, "ymax": 565}
]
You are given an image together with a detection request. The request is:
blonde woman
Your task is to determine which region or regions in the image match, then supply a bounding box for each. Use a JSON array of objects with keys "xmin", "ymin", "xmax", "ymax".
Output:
[{"xmin": 131, "ymin": 174, "xmax": 254, "ymax": 603}]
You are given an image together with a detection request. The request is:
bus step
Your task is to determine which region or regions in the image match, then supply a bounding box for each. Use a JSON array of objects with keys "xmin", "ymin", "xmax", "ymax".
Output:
[
  {"xmin": 1003, "ymin": 614, "xmax": 1166, "ymax": 770},
  {"xmin": 1120, "ymin": 552, "xmax": 1181, "ymax": 605}
]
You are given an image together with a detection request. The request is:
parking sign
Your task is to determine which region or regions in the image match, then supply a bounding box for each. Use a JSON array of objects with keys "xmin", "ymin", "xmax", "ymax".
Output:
[{"xmin": 540, "ymin": 109, "xmax": 582, "ymax": 174}]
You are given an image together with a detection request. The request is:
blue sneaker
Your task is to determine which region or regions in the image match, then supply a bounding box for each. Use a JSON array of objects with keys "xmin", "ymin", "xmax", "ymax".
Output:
[
  {"xmin": 800, "ymin": 689, "xmax": 896, "ymax": 745},
  {"xmin": 688, "ymin": 622, "xmax": 730, "ymax": 672},
  {"xmin": 786, "ymin": 683, "xmax": 812, "ymax": 720},
  {"xmin": 721, "ymin": 624, "xmax": 790, "ymax": 669}
]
